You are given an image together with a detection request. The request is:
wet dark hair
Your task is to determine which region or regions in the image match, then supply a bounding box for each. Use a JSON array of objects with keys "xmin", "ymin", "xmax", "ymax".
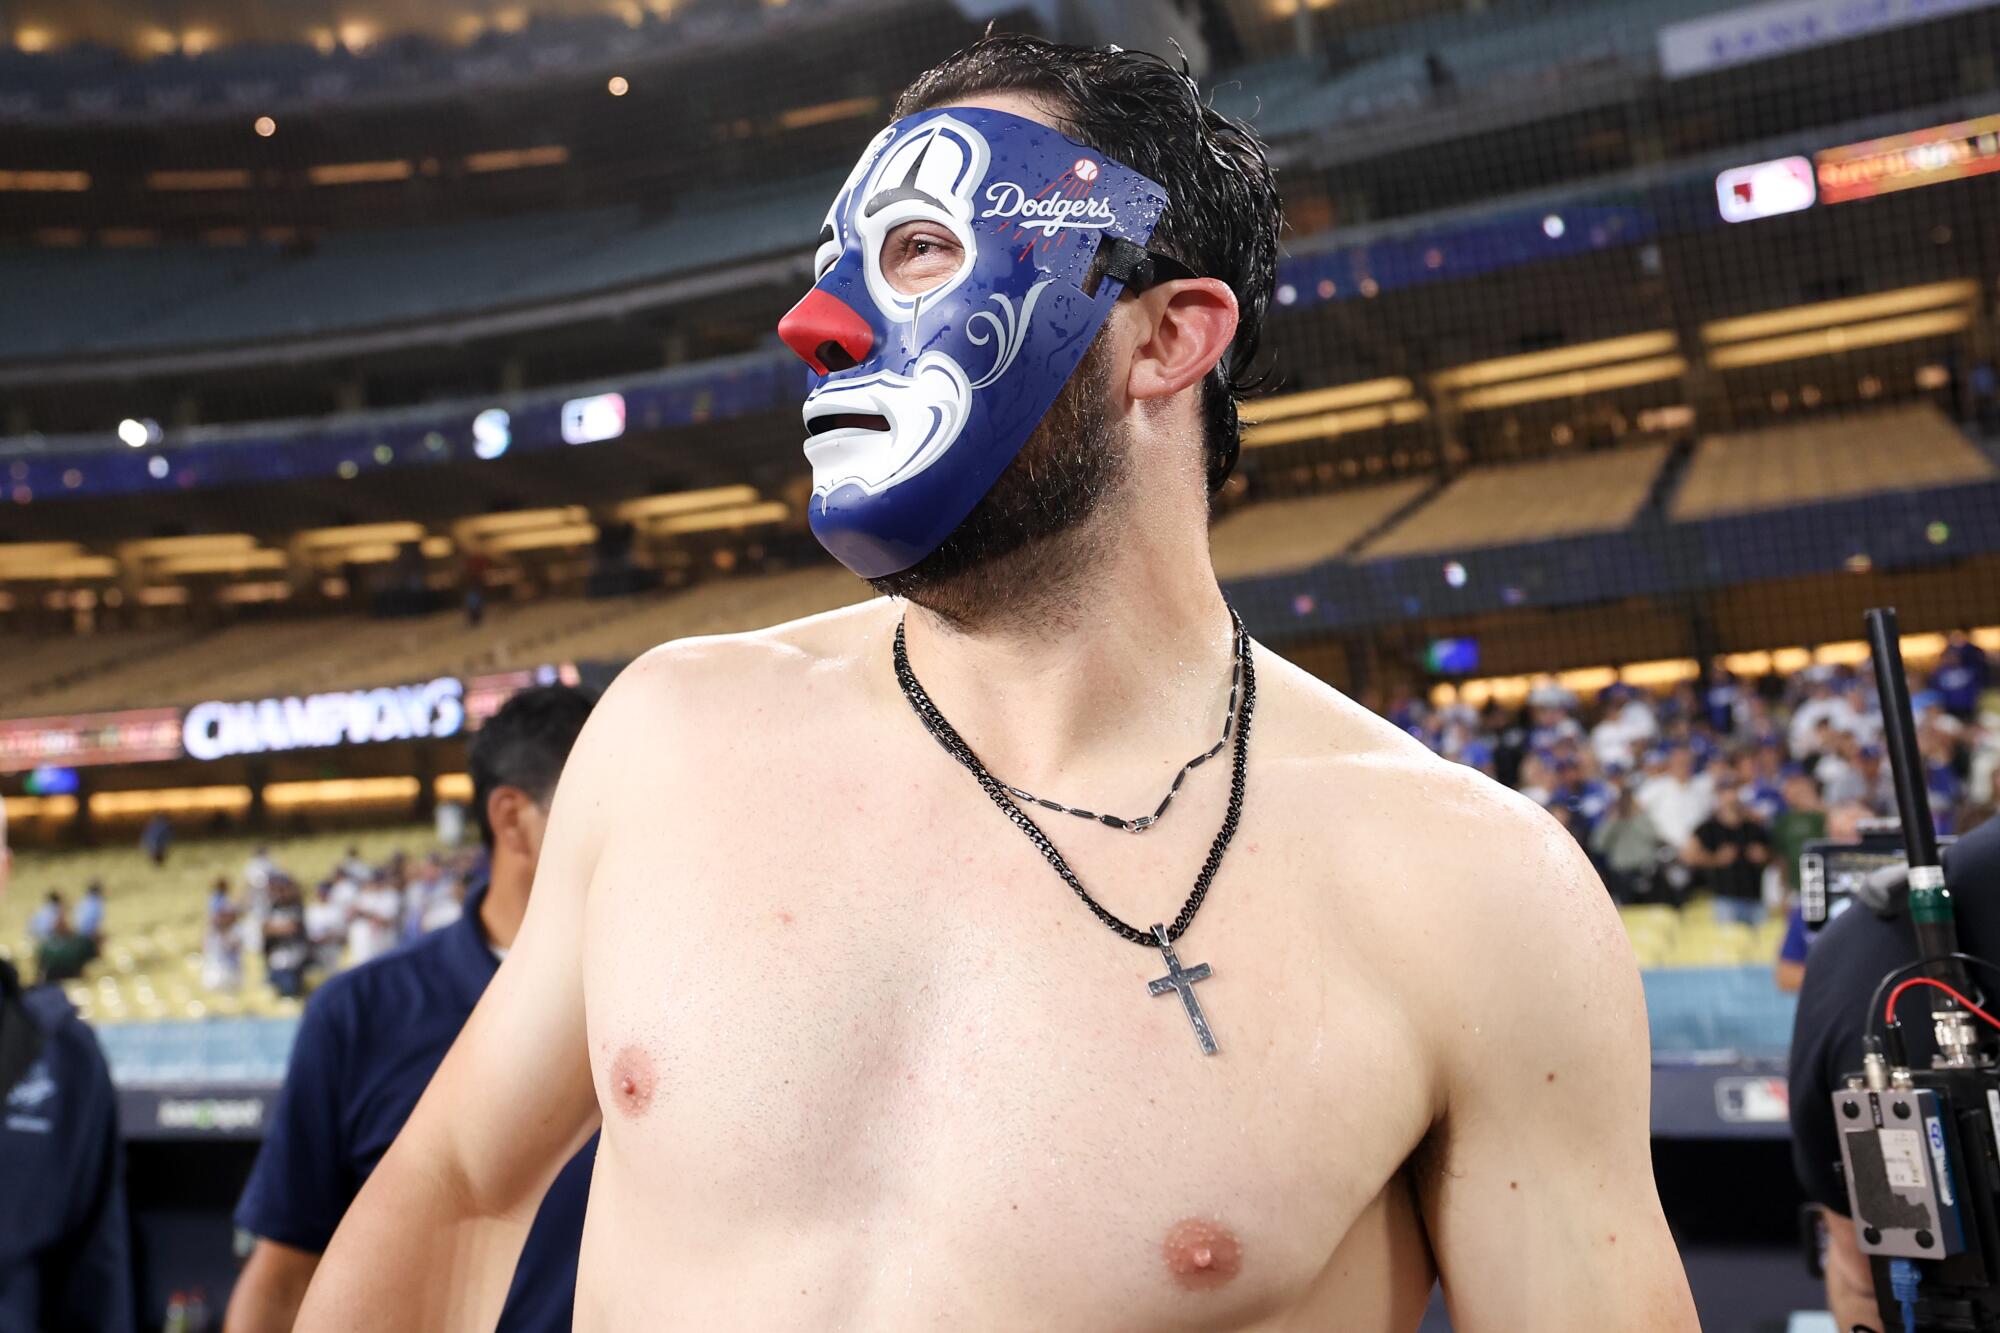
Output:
[
  {"xmin": 895, "ymin": 33, "xmax": 1281, "ymax": 491},
  {"xmin": 468, "ymin": 684, "xmax": 596, "ymax": 849}
]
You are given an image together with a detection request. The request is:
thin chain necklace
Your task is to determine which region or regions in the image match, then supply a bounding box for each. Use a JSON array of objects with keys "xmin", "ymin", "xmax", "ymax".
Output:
[
  {"xmin": 892, "ymin": 609, "xmax": 1255, "ymax": 1055},
  {"xmin": 999, "ymin": 620, "xmax": 1244, "ymax": 833}
]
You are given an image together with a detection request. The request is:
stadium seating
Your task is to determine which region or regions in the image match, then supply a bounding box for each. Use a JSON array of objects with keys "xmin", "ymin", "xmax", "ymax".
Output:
[
  {"xmin": 4, "ymin": 566, "xmax": 871, "ymax": 717},
  {"xmin": 1618, "ymin": 900, "xmax": 1790, "ymax": 971},
  {"xmin": 1359, "ymin": 443, "xmax": 1668, "ymax": 557},
  {"xmin": 1208, "ymin": 479, "xmax": 1430, "ymax": 578},
  {"xmin": 0, "ymin": 627, "xmax": 195, "ymax": 708},
  {"xmin": 1226, "ymin": 0, "xmax": 1746, "ymax": 140},
  {"xmin": 0, "ymin": 825, "xmax": 429, "ymax": 1025},
  {"xmin": 1671, "ymin": 404, "xmax": 1997, "ymax": 520},
  {"xmin": 0, "ymin": 174, "xmax": 841, "ymax": 360}
]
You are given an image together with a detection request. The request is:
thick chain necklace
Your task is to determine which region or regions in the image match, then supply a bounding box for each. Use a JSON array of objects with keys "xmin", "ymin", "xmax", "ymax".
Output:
[
  {"xmin": 999, "ymin": 620, "xmax": 1244, "ymax": 833},
  {"xmin": 891, "ymin": 609, "xmax": 1255, "ymax": 1055}
]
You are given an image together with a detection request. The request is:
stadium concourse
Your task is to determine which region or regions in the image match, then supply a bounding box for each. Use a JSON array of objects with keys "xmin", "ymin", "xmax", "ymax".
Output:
[{"xmin": 6, "ymin": 0, "xmax": 2000, "ymax": 1324}]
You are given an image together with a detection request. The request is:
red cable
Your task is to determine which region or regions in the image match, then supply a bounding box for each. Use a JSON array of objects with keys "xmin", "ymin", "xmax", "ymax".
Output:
[{"xmin": 1885, "ymin": 976, "xmax": 2000, "ymax": 1034}]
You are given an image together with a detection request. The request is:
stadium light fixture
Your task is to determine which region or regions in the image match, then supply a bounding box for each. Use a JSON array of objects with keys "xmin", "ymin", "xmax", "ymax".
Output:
[
  {"xmin": 464, "ymin": 147, "xmax": 569, "ymax": 174},
  {"xmin": 1454, "ymin": 356, "xmax": 1688, "ymax": 411},
  {"xmin": 484, "ymin": 524, "xmax": 601, "ymax": 553},
  {"xmin": 777, "ymin": 97, "xmax": 882, "ymax": 131},
  {"xmin": 454, "ymin": 508, "xmax": 589, "ymax": 542},
  {"xmin": 152, "ymin": 550, "xmax": 288, "ymax": 577},
  {"xmin": 1433, "ymin": 331, "xmax": 1677, "ymax": 390},
  {"xmin": 117, "ymin": 418, "xmax": 147, "ymax": 448},
  {"xmin": 614, "ymin": 485, "xmax": 760, "ymax": 524},
  {"xmin": 647, "ymin": 502, "xmax": 791, "ymax": 535},
  {"xmin": 122, "ymin": 534, "xmax": 256, "ymax": 559},
  {"xmin": 0, "ymin": 171, "xmax": 89, "ymax": 193},
  {"xmin": 1701, "ymin": 280, "xmax": 1976, "ymax": 344},
  {"xmin": 1241, "ymin": 400, "xmax": 1429, "ymax": 449},
  {"xmin": 293, "ymin": 521, "xmax": 428, "ymax": 551},
  {"xmin": 265, "ymin": 777, "xmax": 422, "ymax": 810},
  {"xmin": 1243, "ymin": 377, "xmax": 1415, "ymax": 422},
  {"xmin": 89, "ymin": 787, "xmax": 252, "ymax": 818},
  {"xmin": 1707, "ymin": 309, "xmax": 1971, "ymax": 370},
  {"xmin": 308, "ymin": 160, "xmax": 413, "ymax": 186},
  {"xmin": 148, "ymin": 170, "xmax": 252, "ymax": 192}
]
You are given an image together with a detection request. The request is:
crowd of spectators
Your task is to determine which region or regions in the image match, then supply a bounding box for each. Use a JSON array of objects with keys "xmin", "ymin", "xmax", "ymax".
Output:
[
  {"xmin": 25, "ymin": 880, "xmax": 105, "ymax": 982},
  {"xmin": 1389, "ymin": 632, "xmax": 1997, "ymax": 929},
  {"xmin": 201, "ymin": 842, "xmax": 483, "ymax": 999}
]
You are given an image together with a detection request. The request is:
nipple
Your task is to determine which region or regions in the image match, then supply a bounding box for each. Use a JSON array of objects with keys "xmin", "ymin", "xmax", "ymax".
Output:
[
  {"xmin": 608, "ymin": 1045, "xmax": 657, "ymax": 1118},
  {"xmin": 1162, "ymin": 1217, "xmax": 1242, "ymax": 1291}
]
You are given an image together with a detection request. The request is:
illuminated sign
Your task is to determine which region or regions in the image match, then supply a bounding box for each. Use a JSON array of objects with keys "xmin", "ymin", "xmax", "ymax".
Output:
[
  {"xmin": 1716, "ymin": 156, "xmax": 1816, "ymax": 222},
  {"xmin": 472, "ymin": 407, "xmax": 511, "ymax": 460},
  {"xmin": 462, "ymin": 663, "xmax": 583, "ymax": 731},
  {"xmin": 24, "ymin": 764, "xmax": 79, "ymax": 795},
  {"xmin": 182, "ymin": 677, "xmax": 466, "ymax": 761},
  {"xmin": 1661, "ymin": 0, "xmax": 2000, "ymax": 79},
  {"xmin": 1816, "ymin": 112, "xmax": 2000, "ymax": 204},
  {"xmin": 0, "ymin": 708, "xmax": 184, "ymax": 774},
  {"xmin": 560, "ymin": 392, "xmax": 626, "ymax": 445}
]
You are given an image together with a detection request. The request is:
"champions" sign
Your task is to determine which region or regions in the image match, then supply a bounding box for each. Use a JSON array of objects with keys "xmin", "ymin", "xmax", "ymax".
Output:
[{"xmin": 183, "ymin": 677, "xmax": 466, "ymax": 762}]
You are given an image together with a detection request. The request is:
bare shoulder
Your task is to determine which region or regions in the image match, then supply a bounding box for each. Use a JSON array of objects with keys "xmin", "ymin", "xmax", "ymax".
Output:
[
  {"xmin": 597, "ymin": 595, "xmax": 891, "ymax": 717},
  {"xmin": 1251, "ymin": 645, "xmax": 1643, "ymax": 1064},
  {"xmin": 1258, "ymin": 644, "xmax": 1618, "ymax": 913},
  {"xmin": 561, "ymin": 595, "xmax": 893, "ymax": 793}
]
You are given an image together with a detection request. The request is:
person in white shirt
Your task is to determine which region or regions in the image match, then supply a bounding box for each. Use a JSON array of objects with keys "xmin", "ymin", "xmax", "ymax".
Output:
[
  {"xmin": 1590, "ymin": 684, "xmax": 1659, "ymax": 770},
  {"xmin": 203, "ymin": 877, "xmax": 243, "ymax": 992},
  {"xmin": 1635, "ymin": 745, "xmax": 1714, "ymax": 853},
  {"xmin": 418, "ymin": 878, "xmax": 467, "ymax": 934},
  {"xmin": 337, "ymin": 847, "xmax": 371, "ymax": 884},
  {"xmin": 1788, "ymin": 673, "xmax": 1863, "ymax": 759},
  {"xmin": 244, "ymin": 845, "xmax": 276, "ymax": 892},
  {"xmin": 303, "ymin": 881, "xmax": 347, "ymax": 975},
  {"xmin": 343, "ymin": 875, "xmax": 401, "ymax": 968}
]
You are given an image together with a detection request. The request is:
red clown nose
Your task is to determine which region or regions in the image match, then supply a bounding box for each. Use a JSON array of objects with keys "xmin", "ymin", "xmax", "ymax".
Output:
[{"xmin": 779, "ymin": 288, "xmax": 875, "ymax": 375}]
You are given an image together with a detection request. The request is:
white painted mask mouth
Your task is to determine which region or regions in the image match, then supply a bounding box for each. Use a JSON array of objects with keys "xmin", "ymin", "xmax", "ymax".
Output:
[{"xmin": 801, "ymin": 351, "xmax": 972, "ymax": 498}]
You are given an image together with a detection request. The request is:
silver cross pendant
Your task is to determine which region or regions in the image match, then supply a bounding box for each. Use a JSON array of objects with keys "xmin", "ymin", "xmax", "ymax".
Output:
[{"xmin": 1147, "ymin": 923, "xmax": 1218, "ymax": 1055}]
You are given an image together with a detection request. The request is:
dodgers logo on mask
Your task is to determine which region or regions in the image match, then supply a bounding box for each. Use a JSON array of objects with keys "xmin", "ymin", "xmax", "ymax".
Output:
[{"xmin": 778, "ymin": 107, "xmax": 1169, "ymax": 579}]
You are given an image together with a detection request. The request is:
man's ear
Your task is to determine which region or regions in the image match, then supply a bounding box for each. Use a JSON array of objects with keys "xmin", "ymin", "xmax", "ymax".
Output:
[
  {"xmin": 1125, "ymin": 278, "xmax": 1238, "ymax": 405},
  {"xmin": 485, "ymin": 787, "xmax": 535, "ymax": 860}
]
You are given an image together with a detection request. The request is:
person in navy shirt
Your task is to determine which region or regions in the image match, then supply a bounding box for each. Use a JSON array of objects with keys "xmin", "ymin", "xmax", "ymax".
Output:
[
  {"xmin": 0, "ymin": 801, "xmax": 134, "ymax": 1333},
  {"xmin": 226, "ymin": 685, "xmax": 598, "ymax": 1333}
]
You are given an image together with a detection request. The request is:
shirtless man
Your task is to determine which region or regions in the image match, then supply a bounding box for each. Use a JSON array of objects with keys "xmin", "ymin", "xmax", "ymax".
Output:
[{"xmin": 301, "ymin": 36, "xmax": 1698, "ymax": 1330}]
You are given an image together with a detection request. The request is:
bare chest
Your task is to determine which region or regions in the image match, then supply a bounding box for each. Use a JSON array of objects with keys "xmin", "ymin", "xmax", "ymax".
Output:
[{"xmin": 578, "ymin": 759, "xmax": 1434, "ymax": 1326}]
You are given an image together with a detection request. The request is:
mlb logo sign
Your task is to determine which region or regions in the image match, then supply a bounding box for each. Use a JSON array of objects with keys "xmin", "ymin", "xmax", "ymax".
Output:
[{"xmin": 1716, "ymin": 156, "xmax": 1816, "ymax": 223}]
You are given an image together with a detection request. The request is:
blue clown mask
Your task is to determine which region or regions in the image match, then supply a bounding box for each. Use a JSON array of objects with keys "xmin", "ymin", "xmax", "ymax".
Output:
[{"xmin": 777, "ymin": 106, "xmax": 1171, "ymax": 579}]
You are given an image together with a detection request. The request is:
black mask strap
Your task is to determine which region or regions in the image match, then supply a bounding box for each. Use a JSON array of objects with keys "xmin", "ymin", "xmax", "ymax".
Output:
[{"xmin": 1098, "ymin": 237, "xmax": 1196, "ymax": 294}]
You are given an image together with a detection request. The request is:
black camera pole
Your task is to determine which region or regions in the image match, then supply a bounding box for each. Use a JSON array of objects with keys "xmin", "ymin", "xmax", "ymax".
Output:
[{"xmin": 1865, "ymin": 606, "xmax": 1962, "ymax": 994}]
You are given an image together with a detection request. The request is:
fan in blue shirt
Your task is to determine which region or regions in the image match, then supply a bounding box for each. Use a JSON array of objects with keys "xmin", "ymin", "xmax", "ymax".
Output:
[
  {"xmin": 0, "ymin": 800, "xmax": 133, "ymax": 1333},
  {"xmin": 227, "ymin": 685, "xmax": 598, "ymax": 1332}
]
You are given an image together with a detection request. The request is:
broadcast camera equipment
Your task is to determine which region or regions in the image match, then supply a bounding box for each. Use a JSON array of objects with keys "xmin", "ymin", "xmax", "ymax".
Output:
[
  {"xmin": 1801, "ymin": 824, "xmax": 1958, "ymax": 931},
  {"xmin": 1831, "ymin": 608, "xmax": 2000, "ymax": 1332}
]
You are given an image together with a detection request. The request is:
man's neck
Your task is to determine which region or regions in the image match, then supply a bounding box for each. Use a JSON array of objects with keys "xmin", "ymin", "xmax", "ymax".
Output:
[
  {"xmin": 897, "ymin": 500, "xmax": 1235, "ymax": 794},
  {"xmin": 477, "ymin": 856, "xmax": 533, "ymax": 951}
]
